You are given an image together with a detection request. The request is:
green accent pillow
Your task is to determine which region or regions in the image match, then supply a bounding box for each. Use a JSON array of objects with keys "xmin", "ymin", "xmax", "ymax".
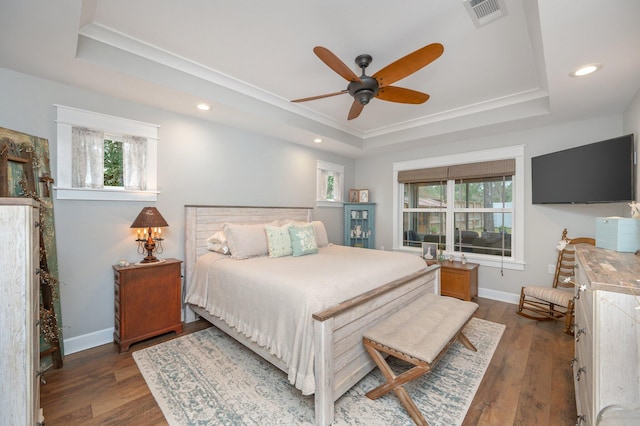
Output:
[
  {"xmin": 265, "ymin": 224, "xmax": 292, "ymax": 258},
  {"xmin": 289, "ymin": 224, "xmax": 318, "ymax": 257}
]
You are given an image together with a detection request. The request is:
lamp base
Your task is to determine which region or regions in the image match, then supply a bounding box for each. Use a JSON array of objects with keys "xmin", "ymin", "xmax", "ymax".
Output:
[{"xmin": 140, "ymin": 234, "xmax": 158, "ymax": 263}]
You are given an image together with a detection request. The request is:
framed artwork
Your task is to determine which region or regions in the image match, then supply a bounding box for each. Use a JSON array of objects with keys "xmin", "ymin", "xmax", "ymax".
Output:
[
  {"xmin": 358, "ymin": 189, "xmax": 369, "ymax": 203},
  {"xmin": 349, "ymin": 189, "xmax": 359, "ymax": 203},
  {"xmin": 421, "ymin": 242, "xmax": 438, "ymax": 261}
]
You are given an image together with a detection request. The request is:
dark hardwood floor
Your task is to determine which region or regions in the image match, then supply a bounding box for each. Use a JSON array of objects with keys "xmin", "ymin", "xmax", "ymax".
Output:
[{"xmin": 40, "ymin": 298, "xmax": 576, "ymax": 425}]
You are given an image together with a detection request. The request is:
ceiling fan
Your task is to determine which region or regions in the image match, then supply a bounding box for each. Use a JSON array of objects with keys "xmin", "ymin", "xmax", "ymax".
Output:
[{"xmin": 291, "ymin": 43, "xmax": 444, "ymax": 120}]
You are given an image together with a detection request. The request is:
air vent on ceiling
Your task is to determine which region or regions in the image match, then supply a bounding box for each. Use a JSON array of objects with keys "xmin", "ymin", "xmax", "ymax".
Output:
[{"xmin": 464, "ymin": 0, "xmax": 507, "ymax": 28}]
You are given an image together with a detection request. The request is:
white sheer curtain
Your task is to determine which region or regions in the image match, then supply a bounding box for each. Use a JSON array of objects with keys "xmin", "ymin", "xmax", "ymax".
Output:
[
  {"xmin": 332, "ymin": 171, "xmax": 343, "ymax": 202},
  {"xmin": 123, "ymin": 135, "xmax": 147, "ymax": 190},
  {"xmin": 317, "ymin": 169, "xmax": 329, "ymax": 201},
  {"xmin": 72, "ymin": 127, "xmax": 104, "ymax": 188}
]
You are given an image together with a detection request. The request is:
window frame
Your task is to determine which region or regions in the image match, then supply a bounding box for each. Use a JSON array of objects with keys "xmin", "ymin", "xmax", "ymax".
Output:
[
  {"xmin": 54, "ymin": 105, "xmax": 159, "ymax": 201},
  {"xmin": 392, "ymin": 145, "xmax": 525, "ymax": 270},
  {"xmin": 316, "ymin": 160, "xmax": 345, "ymax": 207}
]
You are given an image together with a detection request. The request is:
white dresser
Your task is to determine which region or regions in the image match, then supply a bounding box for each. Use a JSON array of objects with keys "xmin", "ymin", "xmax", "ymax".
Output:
[
  {"xmin": 573, "ymin": 244, "xmax": 640, "ymax": 425},
  {"xmin": 0, "ymin": 198, "xmax": 44, "ymax": 425}
]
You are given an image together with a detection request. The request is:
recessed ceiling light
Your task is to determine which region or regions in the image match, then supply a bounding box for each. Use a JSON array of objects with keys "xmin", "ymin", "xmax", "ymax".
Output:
[
  {"xmin": 313, "ymin": 138, "xmax": 322, "ymax": 144},
  {"xmin": 197, "ymin": 103, "xmax": 211, "ymax": 111},
  {"xmin": 570, "ymin": 63, "xmax": 602, "ymax": 78}
]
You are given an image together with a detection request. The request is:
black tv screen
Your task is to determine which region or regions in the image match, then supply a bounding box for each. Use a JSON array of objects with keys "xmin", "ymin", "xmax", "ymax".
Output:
[{"xmin": 532, "ymin": 134, "xmax": 635, "ymax": 204}]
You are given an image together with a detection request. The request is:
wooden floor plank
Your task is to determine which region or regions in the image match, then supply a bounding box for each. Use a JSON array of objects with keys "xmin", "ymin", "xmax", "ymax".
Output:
[
  {"xmin": 41, "ymin": 300, "xmax": 576, "ymax": 425},
  {"xmin": 514, "ymin": 326, "xmax": 554, "ymax": 425}
]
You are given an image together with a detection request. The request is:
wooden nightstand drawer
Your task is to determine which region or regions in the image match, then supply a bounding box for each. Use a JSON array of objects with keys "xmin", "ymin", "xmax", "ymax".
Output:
[
  {"xmin": 438, "ymin": 261, "xmax": 479, "ymax": 301},
  {"xmin": 112, "ymin": 258, "xmax": 183, "ymax": 352}
]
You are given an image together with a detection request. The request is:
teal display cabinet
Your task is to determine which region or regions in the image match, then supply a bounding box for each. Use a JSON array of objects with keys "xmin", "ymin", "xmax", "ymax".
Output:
[{"xmin": 344, "ymin": 203, "xmax": 375, "ymax": 249}]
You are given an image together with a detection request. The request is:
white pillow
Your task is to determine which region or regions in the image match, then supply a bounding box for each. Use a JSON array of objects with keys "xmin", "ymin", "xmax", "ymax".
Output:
[
  {"xmin": 311, "ymin": 221, "xmax": 329, "ymax": 247},
  {"xmin": 206, "ymin": 231, "xmax": 230, "ymax": 254},
  {"xmin": 206, "ymin": 231, "xmax": 227, "ymax": 244},
  {"xmin": 206, "ymin": 242, "xmax": 230, "ymax": 255},
  {"xmin": 265, "ymin": 224, "xmax": 293, "ymax": 258},
  {"xmin": 222, "ymin": 222, "xmax": 276, "ymax": 260}
]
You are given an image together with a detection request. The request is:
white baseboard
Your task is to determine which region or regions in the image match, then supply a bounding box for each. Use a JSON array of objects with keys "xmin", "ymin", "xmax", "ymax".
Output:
[
  {"xmin": 478, "ymin": 287, "xmax": 520, "ymax": 305},
  {"xmin": 63, "ymin": 327, "xmax": 114, "ymax": 355},
  {"xmin": 64, "ymin": 292, "xmax": 520, "ymax": 355}
]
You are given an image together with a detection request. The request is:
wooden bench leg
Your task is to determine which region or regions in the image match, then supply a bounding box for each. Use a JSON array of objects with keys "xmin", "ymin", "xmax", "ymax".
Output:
[
  {"xmin": 394, "ymin": 385, "xmax": 429, "ymax": 426},
  {"xmin": 457, "ymin": 332, "xmax": 477, "ymax": 352},
  {"xmin": 363, "ymin": 341, "xmax": 430, "ymax": 426}
]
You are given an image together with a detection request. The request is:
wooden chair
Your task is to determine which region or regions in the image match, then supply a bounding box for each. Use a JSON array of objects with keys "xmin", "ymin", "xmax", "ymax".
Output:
[{"xmin": 517, "ymin": 229, "xmax": 595, "ymax": 335}]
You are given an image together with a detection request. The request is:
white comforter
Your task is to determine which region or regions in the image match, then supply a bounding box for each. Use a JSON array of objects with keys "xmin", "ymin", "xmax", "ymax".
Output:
[{"xmin": 184, "ymin": 245, "xmax": 426, "ymax": 395}]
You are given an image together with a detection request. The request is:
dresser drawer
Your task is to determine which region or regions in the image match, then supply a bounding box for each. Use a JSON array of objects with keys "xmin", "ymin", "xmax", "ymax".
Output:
[
  {"xmin": 574, "ymin": 340, "xmax": 593, "ymax": 426},
  {"xmin": 114, "ymin": 317, "xmax": 120, "ymax": 338},
  {"xmin": 574, "ymin": 293, "xmax": 591, "ymax": 337}
]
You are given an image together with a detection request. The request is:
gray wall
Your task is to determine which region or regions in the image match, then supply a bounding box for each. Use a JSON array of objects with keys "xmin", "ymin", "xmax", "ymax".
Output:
[
  {"xmin": 354, "ymin": 112, "xmax": 637, "ymax": 298},
  {"xmin": 0, "ymin": 68, "xmax": 354, "ymax": 351},
  {"xmin": 2, "ymin": 66, "xmax": 638, "ymax": 353}
]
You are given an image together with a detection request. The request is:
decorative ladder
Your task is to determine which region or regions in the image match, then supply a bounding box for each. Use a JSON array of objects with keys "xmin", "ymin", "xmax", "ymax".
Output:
[{"xmin": 0, "ymin": 138, "xmax": 63, "ymax": 368}]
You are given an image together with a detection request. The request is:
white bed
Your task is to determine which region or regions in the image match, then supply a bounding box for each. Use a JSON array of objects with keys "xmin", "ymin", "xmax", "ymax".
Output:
[{"xmin": 184, "ymin": 205, "xmax": 439, "ymax": 425}]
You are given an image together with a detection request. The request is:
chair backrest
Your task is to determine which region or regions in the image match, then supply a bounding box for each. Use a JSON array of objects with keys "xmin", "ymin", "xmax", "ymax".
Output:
[{"xmin": 554, "ymin": 229, "xmax": 596, "ymax": 289}]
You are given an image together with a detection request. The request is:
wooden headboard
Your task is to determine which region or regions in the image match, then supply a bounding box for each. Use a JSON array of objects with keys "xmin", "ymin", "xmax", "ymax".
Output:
[{"xmin": 183, "ymin": 205, "xmax": 312, "ymax": 318}]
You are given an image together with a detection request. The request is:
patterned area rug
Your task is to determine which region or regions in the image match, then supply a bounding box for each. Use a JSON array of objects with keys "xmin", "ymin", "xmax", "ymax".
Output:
[{"xmin": 134, "ymin": 318, "xmax": 504, "ymax": 425}]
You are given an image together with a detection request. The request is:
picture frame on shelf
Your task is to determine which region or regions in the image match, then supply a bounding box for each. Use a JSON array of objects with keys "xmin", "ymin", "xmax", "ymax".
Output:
[
  {"xmin": 349, "ymin": 189, "xmax": 359, "ymax": 203},
  {"xmin": 421, "ymin": 242, "xmax": 438, "ymax": 261},
  {"xmin": 358, "ymin": 189, "xmax": 369, "ymax": 203}
]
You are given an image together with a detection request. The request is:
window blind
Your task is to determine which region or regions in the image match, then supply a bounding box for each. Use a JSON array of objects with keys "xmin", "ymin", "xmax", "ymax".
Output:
[
  {"xmin": 397, "ymin": 166, "xmax": 448, "ymax": 183},
  {"xmin": 398, "ymin": 159, "xmax": 515, "ymax": 183}
]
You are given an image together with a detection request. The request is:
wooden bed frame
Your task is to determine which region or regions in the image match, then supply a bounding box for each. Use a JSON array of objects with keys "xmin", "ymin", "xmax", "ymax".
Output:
[{"xmin": 184, "ymin": 205, "xmax": 439, "ymax": 425}]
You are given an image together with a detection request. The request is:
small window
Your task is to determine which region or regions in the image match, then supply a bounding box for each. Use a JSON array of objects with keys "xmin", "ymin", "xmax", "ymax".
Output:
[
  {"xmin": 55, "ymin": 105, "xmax": 159, "ymax": 201},
  {"xmin": 317, "ymin": 160, "xmax": 344, "ymax": 207}
]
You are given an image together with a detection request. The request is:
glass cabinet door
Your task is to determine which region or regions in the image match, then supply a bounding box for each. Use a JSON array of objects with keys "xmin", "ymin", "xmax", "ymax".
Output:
[{"xmin": 344, "ymin": 203, "xmax": 375, "ymax": 249}]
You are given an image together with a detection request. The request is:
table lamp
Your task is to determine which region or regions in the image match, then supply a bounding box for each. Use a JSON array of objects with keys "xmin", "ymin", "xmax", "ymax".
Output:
[{"xmin": 130, "ymin": 207, "xmax": 169, "ymax": 263}]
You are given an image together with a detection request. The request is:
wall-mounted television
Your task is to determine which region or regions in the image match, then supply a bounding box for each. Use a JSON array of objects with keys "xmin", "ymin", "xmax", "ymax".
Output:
[{"xmin": 531, "ymin": 134, "xmax": 636, "ymax": 204}]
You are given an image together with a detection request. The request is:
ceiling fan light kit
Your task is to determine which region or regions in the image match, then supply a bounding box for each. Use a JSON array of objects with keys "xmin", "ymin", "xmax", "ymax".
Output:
[{"xmin": 292, "ymin": 43, "xmax": 444, "ymax": 120}]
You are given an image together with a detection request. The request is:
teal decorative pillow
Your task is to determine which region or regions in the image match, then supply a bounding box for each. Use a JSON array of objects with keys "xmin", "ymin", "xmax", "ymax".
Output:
[
  {"xmin": 265, "ymin": 224, "xmax": 292, "ymax": 258},
  {"xmin": 289, "ymin": 224, "xmax": 318, "ymax": 257}
]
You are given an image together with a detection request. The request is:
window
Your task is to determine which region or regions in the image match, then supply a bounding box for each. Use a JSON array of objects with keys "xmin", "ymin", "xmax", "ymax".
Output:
[
  {"xmin": 55, "ymin": 105, "xmax": 159, "ymax": 201},
  {"xmin": 103, "ymin": 138, "xmax": 123, "ymax": 187},
  {"xmin": 393, "ymin": 146, "xmax": 524, "ymax": 270},
  {"xmin": 316, "ymin": 160, "xmax": 344, "ymax": 207}
]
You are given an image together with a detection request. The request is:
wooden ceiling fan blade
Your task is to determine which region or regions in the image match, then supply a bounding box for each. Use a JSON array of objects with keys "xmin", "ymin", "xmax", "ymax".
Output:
[
  {"xmin": 291, "ymin": 90, "xmax": 348, "ymax": 103},
  {"xmin": 348, "ymin": 100, "xmax": 364, "ymax": 120},
  {"xmin": 376, "ymin": 86, "xmax": 430, "ymax": 104},
  {"xmin": 313, "ymin": 46, "xmax": 362, "ymax": 83},
  {"xmin": 372, "ymin": 43, "xmax": 444, "ymax": 88}
]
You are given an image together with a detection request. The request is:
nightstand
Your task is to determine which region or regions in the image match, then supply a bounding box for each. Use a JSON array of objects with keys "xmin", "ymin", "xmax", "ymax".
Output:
[
  {"xmin": 429, "ymin": 260, "xmax": 479, "ymax": 301},
  {"xmin": 113, "ymin": 258, "xmax": 183, "ymax": 352}
]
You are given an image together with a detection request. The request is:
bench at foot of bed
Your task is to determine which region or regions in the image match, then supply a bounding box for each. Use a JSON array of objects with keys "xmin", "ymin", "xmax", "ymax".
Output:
[{"xmin": 363, "ymin": 293, "xmax": 479, "ymax": 426}]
